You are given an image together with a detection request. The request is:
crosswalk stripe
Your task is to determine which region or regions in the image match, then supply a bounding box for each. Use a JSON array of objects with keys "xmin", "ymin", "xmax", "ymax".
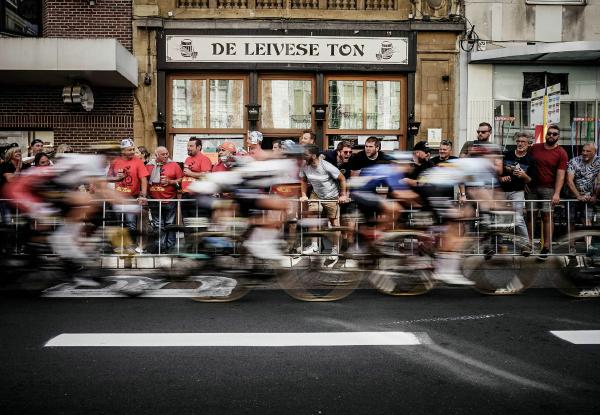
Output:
[
  {"xmin": 44, "ymin": 332, "xmax": 430, "ymax": 347},
  {"xmin": 550, "ymin": 330, "xmax": 600, "ymax": 344}
]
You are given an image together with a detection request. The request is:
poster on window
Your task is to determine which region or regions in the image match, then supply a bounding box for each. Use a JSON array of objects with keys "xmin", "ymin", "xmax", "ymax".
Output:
[
  {"xmin": 546, "ymin": 83, "xmax": 561, "ymax": 125},
  {"xmin": 529, "ymin": 87, "xmax": 545, "ymax": 127}
]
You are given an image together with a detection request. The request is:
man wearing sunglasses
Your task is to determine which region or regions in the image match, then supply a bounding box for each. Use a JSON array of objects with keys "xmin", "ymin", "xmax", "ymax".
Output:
[
  {"xmin": 322, "ymin": 140, "xmax": 353, "ymax": 179},
  {"xmin": 528, "ymin": 124, "xmax": 568, "ymax": 259},
  {"xmin": 460, "ymin": 122, "xmax": 492, "ymax": 158}
]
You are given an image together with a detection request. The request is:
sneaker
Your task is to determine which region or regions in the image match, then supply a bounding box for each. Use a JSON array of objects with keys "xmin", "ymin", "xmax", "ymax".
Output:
[
  {"xmin": 521, "ymin": 246, "xmax": 532, "ymax": 257},
  {"xmin": 327, "ymin": 246, "xmax": 339, "ymax": 261},
  {"xmin": 433, "ymin": 272, "xmax": 475, "ymax": 286},
  {"xmin": 302, "ymin": 242, "xmax": 319, "ymax": 255},
  {"xmin": 537, "ymin": 247, "xmax": 549, "ymax": 261},
  {"xmin": 244, "ymin": 239, "xmax": 286, "ymax": 261}
]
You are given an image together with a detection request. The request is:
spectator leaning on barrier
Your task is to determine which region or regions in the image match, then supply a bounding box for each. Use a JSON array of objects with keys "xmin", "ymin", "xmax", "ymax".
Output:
[
  {"xmin": 146, "ymin": 146, "xmax": 183, "ymax": 253},
  {"xmin": 460, "ymin": 122, "xmax": 492, "ymax": 158},
  {"xmin": 110, "ymin": 138, "xmax": 149, "ymax": 235},
  {"xmin": 528, "ymin": 124, "xmax": 568, "ymax": 259},
  {"xmin": 566, "ymin": 142, "xmax": 600, "ymax": 227},
  {"xmin": 322, "ymin": 140, "xmax": 353, "ymax": 179},
  {"xmin": 300, "ymin": 145, "xmax": 350, "ymax": 257},
  {"xmin": 500, "ymin": 132, "xmax": 534, "ymax": 250},
  {"xmin": 348, "ymin": 136, "xmax": 385, "ymax": 176}
]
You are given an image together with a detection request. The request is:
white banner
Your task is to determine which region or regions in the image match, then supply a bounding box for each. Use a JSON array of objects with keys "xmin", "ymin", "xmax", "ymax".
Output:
[
  {"xmin": 166, "ymin": 35, "xmax": 409, "ymax": 65},
  {"xmin": 546, "ymin": 83, "xmax": 561, "ymax": 125},
  {"xmin": 530, "ymin": 87, "xmax": 545, "ymax": 127}
]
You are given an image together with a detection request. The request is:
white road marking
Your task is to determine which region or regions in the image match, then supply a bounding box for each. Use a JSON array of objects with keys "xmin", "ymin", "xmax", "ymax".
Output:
[
  {"xmin": 44, "ymin": 332, "xmax": 427, "ymax": 347},
  {"xmin": 550, "ymin": 330, "xmax": 600, "ymax": 344}
]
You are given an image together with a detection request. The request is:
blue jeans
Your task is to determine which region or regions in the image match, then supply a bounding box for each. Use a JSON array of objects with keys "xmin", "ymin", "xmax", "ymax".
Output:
[
  {"xmin": 505, "ymin": 190, "xmax": 529, "ymax": 240},
  {"xmin": 150, "ymin": 201, "xmax": 177, "ymax": 253}
]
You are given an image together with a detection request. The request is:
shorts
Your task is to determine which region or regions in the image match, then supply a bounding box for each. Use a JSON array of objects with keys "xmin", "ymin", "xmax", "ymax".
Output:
[
  {"xmin": 308, "ymin": 193, "xmax": 338, "ymax": 220},
  {"xmin": 527, "ymin": 187, "xmax": 554, "ymax": 213},
  {"xmin": 418, "ymin": 184, "xmax": 461, "ymax": 221}
]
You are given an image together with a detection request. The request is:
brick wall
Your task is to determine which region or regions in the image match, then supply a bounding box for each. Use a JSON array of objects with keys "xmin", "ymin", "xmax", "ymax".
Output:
[
  {"xmin": 0, "ymin": 87, "xmax": 133, "ymax": 151},
  {"xmin": 43, "ymin": 0, "xmax": 132, "ymax": 51}
]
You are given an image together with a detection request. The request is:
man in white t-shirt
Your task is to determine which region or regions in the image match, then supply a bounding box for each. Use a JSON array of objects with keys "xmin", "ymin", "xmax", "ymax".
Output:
[{"xmin": 299, "ymin": 145, "xmax": 349, "ymax": 258}]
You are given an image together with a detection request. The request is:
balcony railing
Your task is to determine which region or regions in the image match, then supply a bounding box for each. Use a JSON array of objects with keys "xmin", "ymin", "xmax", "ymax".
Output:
[{"xmin": 177, "ymin": 0, "xmax": 397, "ymax": 10}]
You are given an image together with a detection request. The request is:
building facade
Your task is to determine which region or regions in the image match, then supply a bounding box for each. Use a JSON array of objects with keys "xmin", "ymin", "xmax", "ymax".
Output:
[
  {"xmin": 133, "ymin": 0, "xmax": 465, "ymax": 157},
  {"xmin": 461, "ymin": 0, "xmax": 600, "ymax": 155},
  {"xmin": 0, "ymin": 0, "xmax": 137, "ymax": 153}
]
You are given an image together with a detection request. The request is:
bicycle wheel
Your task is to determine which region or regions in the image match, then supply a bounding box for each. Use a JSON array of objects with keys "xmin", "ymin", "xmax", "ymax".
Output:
[
  {"xmin": 278, "ymin": 258, "xmax": 362, "ymax": 301},
  {"xmin": 369, "ymin": 231, "xmax": 435, "ymax": 296},
  {"xmin": 278, "ymin": 232, "xmax": 361, "ymax": 301},
  {"xmin": 466, "ymin": 231, "xmax": 535, "ymax": 295},
  {"xmin": 555, "ymin": 230, "xmax": 600, "ymax": 298}
]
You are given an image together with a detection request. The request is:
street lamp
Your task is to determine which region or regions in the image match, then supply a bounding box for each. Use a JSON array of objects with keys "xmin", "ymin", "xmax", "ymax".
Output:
[
  {"xmin": 312, "ymin": 104, "xmax": 328, "ymax": 122},
  {"xmin": 246, "ymin": 104, "xmax": 261, "ymax": 122}
]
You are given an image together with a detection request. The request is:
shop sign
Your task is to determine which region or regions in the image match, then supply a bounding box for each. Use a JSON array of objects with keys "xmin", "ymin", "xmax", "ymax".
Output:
[{"xmin": 166, "ymin": 35, "xmax": 409, "ymax": 65}]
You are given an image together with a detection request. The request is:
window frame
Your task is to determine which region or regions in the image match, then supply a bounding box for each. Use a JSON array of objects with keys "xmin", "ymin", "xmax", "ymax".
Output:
[
  {"xmin": 324, "ymin": 74, "xmax": 407, "ymax": 143},
  {"xmin": 258, "ymin": 74, "xmax": 316, "ymax": 135},
  {"xmin": 167, "ymin": 73, "xmax": 249, "ymax": 135}
]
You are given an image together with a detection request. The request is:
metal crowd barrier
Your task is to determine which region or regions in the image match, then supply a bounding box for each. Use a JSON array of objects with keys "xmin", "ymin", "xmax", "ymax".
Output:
[{"xmin": 0, "ymin": 197, "xmax": 598, "ymax": 259}]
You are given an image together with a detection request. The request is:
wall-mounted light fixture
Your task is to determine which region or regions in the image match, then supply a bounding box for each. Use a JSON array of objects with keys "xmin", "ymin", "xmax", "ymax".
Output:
[
  {"xmin": 408, "ymin": 121, "xmax": 421, "ymax": 138},
  {"xmin": 153, "ymin": 113, "xmax": 166, "ymax": 135},
  {"xmin": 246, "ymin": 104, "xmax": 261, "ymax": 122},
  {"xmin": 312, "ymin": 104, "xmax": 328, "ymax": 122}
]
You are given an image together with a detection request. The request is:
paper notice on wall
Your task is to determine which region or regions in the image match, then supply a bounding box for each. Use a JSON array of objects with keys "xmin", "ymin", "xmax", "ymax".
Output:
[
  {"xmin": 380, "ymin": 141, "xmax": 398, "ymax": 151},
  {"xmin": 547, "ymin": 83, "xmax": 561, "ymax": 125},
  {"xmin": 172, "ymin": 135, "xmax": 192, "ymax": 162},
  {"xmin": 530, "ymin": 87, "xmax": 545, "ymax": 127},
  {"xmin": 427, "ymin": 128, "xmax": 442, "ymax": 147}
]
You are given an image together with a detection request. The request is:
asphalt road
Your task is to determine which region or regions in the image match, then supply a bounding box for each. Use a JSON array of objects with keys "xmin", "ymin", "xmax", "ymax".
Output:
[{"xmin": 1, "ymin": 288, "xmax": 599, "ymax": 415}]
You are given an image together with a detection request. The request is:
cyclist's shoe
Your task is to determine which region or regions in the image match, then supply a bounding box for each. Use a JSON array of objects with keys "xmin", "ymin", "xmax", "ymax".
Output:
[
  {"xmin": 433, "ymin": 272, "xmax": 474, "ymax": 286},
  {"xmin": 244, "ymin": 239, "xmax": 286, "ymax": 261}
]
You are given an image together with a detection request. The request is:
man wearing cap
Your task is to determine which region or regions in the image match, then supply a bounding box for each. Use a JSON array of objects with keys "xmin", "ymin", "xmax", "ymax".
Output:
[
  {"xmin": 404, "ymin": 141, "xmax": 433, "ymax": 188},
  {"xmin": 110, "ymin": 139, "xmax": 150, "ymax": 236},
  {"xmin": 146, "ymin": 146, "xmax": 183, "ymax": 253},
  {"xmin": 212, "ymin": 141, "xmax": 237, "ymax": 172},
  {"xmin": 247, "ymin": 131, "xmax": 266, "ymax": 159}
]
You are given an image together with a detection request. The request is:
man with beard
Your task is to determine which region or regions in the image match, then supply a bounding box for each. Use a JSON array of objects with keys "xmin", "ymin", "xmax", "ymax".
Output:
[
  {"xmin": 322, "ymin": 140, "xmax": 353, "ymax": 179},
  {"xmin": 181, "ymin": 136, "xmax": 213, "ymax": 224},
  {"xmin": 528, "ymin": 124, "xmax": 568, "ymax": 259},
  {"xmin": 404, "ymin": 141, "xmax": 433, "ymax": 187},
  {"xmin": 348, "ymin": 136, "xmax": 385, "ymax": 176},
  {"xmin": 566, "ymin": 142, "xmax": 600, "ymax": 228}
]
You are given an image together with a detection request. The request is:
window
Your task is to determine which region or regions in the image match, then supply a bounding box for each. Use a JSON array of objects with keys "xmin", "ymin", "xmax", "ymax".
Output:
[
  {"xmin": 260, "ymin": 79, "xmax": 312, "ymax": 130},
  {"xmin": 169, "ymin": 76, "xmax": 246, "ymax": 132},
  {"xmin": 493, "ymin": 100, "xmax": 597, "ymax": 154},
  {"xmin": 326, "ymin": 77, "xmax": 405, "ymax": 133},
  {"xmin": 525, "ymin": 1, "xmax": 585, "ymax": 5},
  {"xmin": 0, "ymin": 0, "xmax": 41, "ymax": 37}
]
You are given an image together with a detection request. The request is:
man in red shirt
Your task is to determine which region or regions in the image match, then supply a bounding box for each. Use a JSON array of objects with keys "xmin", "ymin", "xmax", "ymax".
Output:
[
  {"xmin": 111, "ymin": 139, "xmax": 149, "ymax": 236},
  {"xmin": 181, "ymin": 136, "xmax": 213, "ymax": 222},
  {"xmin": 212, "ymin": 141, "xmax": 236, "ymax": 172},
  {"xmin": 146, "ymin": 146, "xmax": 183, "ymax": 253},
  {"xmin": 528, "ymin": 124, "xmax": 568, "ymax": 259}
]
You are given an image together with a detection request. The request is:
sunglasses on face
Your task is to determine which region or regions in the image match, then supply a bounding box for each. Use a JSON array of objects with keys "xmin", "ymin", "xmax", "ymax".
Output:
[
  {"xmin": 477, "ymin": 130, "xmax": 490, "ymax": 134},
  {"xmin": 547, "ymin": 132, "xmax": 560, "ymax": 137},
  {"xmin": 341, "ymin": 150, "xmax": 352, "ymax": 154},
  {"xmin": 440, "ymin": 140, "xmax": 452, "ymax": 146}
]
